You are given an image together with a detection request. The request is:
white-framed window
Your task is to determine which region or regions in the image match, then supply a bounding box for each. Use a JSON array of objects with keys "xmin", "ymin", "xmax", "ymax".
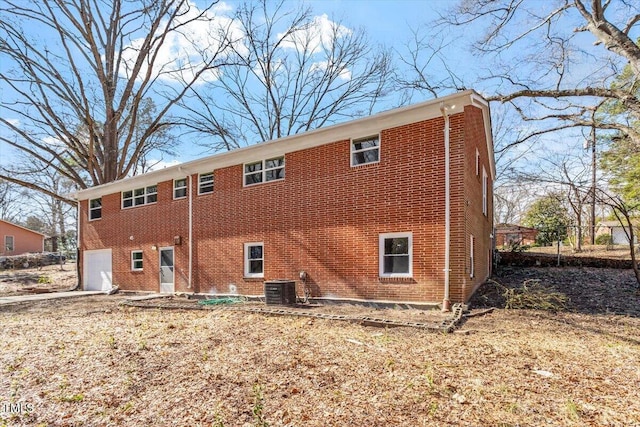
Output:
[
  {"xmin": 244, "ymin": 157, "xmax": 285, "ymax": 186},
  {"xmin": 470, "ymin": 235, "xmax": 475, "ymax": 278},
  {"xmin": 198, "ymin": 172, "xmax": 214, "ymax": 194},
  {"xmin": 379, "ymin": 232, "xmax": 412, "ymax": 278},
  {"xmin": 122, "ymin": 185, "xmax": 157, "ymax": 209},
  {"xmin": 5, "ymin": 235, "xmax": 14, "ymax": 252},
  {"xmin": 89, "ymin": 198, "xmax": 102, "ymax": 220},
  {"xmin": 174, "ymin": 178, "xmax": 187, "ymax": 199},
  {"xmin": 351, "ymin": 135, "xmax": 380, "ymax": 166},
  {"xmin": 476, "ymin": 148, "xmax": 480, "ymax": 176},
  {"xmin": 244, "ymin": 242, "xmax": 264, "ymax": 278},
  {"xmin": 131, "ymin": 250, "xmax": 143, "ymax": 271},
  {"xmin": 482, "ymin": 167, "xmax": 488, "ymax": 216}
]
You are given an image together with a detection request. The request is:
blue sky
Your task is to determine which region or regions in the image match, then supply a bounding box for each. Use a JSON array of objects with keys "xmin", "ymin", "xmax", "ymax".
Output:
[{"xmin": 0, "ymin": 0, "xmax": 625, "ymax": 184}]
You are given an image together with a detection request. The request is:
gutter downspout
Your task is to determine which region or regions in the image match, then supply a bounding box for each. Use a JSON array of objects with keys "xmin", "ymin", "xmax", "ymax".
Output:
[
  {"xmin": 440, "ymin": 103, "xmax": 451, "ymax": 312},
  {"xmin": 179, "ymin": 167, "xmax": 193, "ymax": 290},
  {"xmin": 75, "ymin": 201, "xmax": 81, "ymax": 291}
]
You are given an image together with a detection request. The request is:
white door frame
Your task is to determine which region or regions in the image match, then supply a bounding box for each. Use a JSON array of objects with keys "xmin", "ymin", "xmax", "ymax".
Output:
[{"xmin": 159, "ymin": 246, "xmax": 175, "ymax": 293}]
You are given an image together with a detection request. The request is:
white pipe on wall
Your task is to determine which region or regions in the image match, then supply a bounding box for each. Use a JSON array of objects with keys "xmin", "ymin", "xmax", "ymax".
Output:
[{"xmin": 439, "ymin": 103, "xmax": 451, "ymax": 312}]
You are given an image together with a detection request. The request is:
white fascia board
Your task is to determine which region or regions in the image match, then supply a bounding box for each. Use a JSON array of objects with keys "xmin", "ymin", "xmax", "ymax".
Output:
[
  {"xmin": 75, "ymin": 90, "xmax": 488, "ymax": 201},
  {"xmin": 470, "ymin": 92, "xmax": 496, "ymax": 181}
]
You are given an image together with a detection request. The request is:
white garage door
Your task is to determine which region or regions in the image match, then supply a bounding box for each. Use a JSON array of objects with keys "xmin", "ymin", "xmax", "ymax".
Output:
[{"xmin": 83, "ymin": 249, "xmax": 113, "ymax": 291}]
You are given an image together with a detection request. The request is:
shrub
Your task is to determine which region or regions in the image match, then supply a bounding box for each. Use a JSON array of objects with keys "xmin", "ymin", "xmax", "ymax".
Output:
[{"xmin": 595, "ymin": 234, "xmax": 613, "ymax": 245}]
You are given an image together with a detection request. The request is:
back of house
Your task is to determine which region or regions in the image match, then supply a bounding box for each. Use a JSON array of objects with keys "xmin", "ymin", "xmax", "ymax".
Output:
[{"xmin": 76, "ymin": 90, "xmax": 495, "ymax": 305}]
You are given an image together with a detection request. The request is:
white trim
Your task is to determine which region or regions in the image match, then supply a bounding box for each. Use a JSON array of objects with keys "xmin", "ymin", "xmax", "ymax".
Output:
[
  {"xmin": 470, "ymin": 235, "xmax": 475, "ymax": 278},
  {"xmin": 475, "ymin": 148, "xmax": 480, "ymax": 176},
  {"xmin": 74, "ymin": 90, "xmax": 491, "ymax": 201},
  {"xmin": 244, "ymin": 242, "xmax": 264, "ymax": 278},
  {"xmin": 121, "ymin": 185, "xmax": 158, "ymax": 209},
  {"xmin": 131, "ymin": 250, "xmax": 143, "ymax": 271},
  {"xmin": 159, "ymin": 246, "xmax": 175, "ymax": 293},
  {"xmin": 243, "ymin": 157, "xmax": 285, "ymax": 187},
  {"xmin": 4, "ymin": 235, "xmax": 14, "ymax": 252},
  {"xmin": 173, "ymin": 178, "xmax": 188, "ymax": 199},
  {"xmin": 379, "ymin": 232, "xmax": 413, "ymax": 278},
  {"xmin": 197, "ymin": 172, "xmax": 214, "ymax": 195},
  {"xmin": 89, "ymin": 197, "xmax": 102, "ymax": 221},
  {"xmin": 350, "ymin": 134, "xmax": 380, "ymax": 167}
]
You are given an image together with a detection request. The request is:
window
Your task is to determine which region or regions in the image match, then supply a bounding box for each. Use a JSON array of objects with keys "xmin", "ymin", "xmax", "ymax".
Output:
[
  {"xmin": 379, "ymin": 232, "xmax": 412, "ymax": 278},
  {"xmin": 89, "ymin": 198, "xmax": 102, "ymax": 220},
  {"xmin": 122, "ymin": 185, "xmax": 157, "ymax": 208},
  {"xmin": 174, "ymin": 178, "xmax": 187, "ymax": 199},
  {"xmin": 482, "ymin": 167, "xmax": 488, "ymax": 215},
  {"xmin": 351, "ymin": 135, "xmax": 380, "ymax": 166},
  {"xmin": 470, "ymin": 235, "xmax": 475, "ymax": 278},
  {"xmin": 476, "ymin": 148, "xmax": 480, "ymax": 176},
  {"xmin": 244, "ymin": 242, "xmax": 264, "ymax": 278},
  {"xmin": 5, "ymin": 236, "xmax": 14, "ymax": 252},
  {"xmin": 198, "ymin": 173, "xmax": 214, "ymax": 194},
  {"xmin": 244, "ymin": 157, "xmax": 285, "ymax": 186},
  {"xmin": 131, "ymin": 250, "xmax": 143, "ymax": 271}
]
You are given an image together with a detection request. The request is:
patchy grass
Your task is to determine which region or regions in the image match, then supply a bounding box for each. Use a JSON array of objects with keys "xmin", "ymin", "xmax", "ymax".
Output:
[{"xmin": 0, "ymin": 268, "xmax": 639, "ymax": 426}]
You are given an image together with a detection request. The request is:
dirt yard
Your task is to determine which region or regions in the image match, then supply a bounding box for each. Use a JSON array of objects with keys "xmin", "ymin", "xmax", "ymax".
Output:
[
  {"xmin": 0, "ymin": 264, "xmax": 77, "ymax": 296},
  {"xmin": 1, "ymin": 267, "xmax": 639, "ymax": 426}
]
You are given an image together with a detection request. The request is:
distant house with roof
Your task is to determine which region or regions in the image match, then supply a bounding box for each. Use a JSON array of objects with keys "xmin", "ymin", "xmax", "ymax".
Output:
[
  {"xmin": 0, "ymin": 219, "xmax": 46, "ymax": 256},
  {"xmin": 495, "ymin": 223, "xmax": 539, "ymax": 248},
  {"xmin": 595, "ymin": 220, "xmax": 638, "ymax": 245}
]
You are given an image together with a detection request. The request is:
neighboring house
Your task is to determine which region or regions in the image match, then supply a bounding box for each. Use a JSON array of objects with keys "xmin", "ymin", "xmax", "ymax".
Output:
[
  {"xmin": 595, "ymin": 221, "xmax": 638, "ymax": 245},
  {"xmin": 0, "ymin": 219, "xmax": 45, "ymax": 256},
  {"xmin": 495, "ymin": 224, "xmax": 539, "ymax": 248},
  {"xmin": 74, "ymin": 90, "xmax": 495, "ymax": 306}
]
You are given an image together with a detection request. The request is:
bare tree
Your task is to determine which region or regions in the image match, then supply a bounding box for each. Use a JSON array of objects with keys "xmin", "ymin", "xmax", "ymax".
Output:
[
  {"xmin": 180, "ymin": 0, "xmax": 393, "ymax": 151},
  {"xmin": 0, "ymin": 0, "xmax": 234, "ymax": 202},
  {"xmin": 0, "ymin": 179, "xmax": 24, "ymax": 222},
  {"xmin": 596, "ymin": 188, "xmax": 640, "ymax": 287},
  {"xmin": 442, "ymin": 0, "xmax": 640, "ymax": 147}
]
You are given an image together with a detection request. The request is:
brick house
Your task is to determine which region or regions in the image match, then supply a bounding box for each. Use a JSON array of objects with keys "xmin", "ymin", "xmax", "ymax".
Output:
[
  {"xmin": 495, "ymin": 224, "xmax": 539, "ymax": 248},
  {"xmin": 0, "ymin": 219, "xmax": 45, "ymax": 256},
  {"xmin": 75, "ymin": 90, "xmax": 494, "ymax": 307}
]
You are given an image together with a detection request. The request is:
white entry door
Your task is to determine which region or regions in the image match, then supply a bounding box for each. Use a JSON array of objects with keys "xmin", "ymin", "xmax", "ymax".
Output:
[
  {"xmin": 159, "ymin": 247, "xmax": 174, "ymax": 293},
  {"xmin": 83, "ymin": 249, "xmax": 112, "ymax": 291}
]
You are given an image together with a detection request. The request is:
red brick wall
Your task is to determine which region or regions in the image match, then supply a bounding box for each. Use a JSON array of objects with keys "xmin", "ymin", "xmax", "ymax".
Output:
[
  {"xmin": 80, "ymin": 111, "xmax": 493, "ymax": 303},
  {"xmin": 461, "ymin": 105, "xmax": 494, "ymax": 302}
]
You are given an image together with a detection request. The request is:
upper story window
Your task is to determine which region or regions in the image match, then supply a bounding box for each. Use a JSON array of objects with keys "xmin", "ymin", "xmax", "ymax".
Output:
[
  {"xmin": 174, "ymin": 178, "xmax": 187, "ymax": 199},
  {"xmin": 122, "ymin": 185, "xmax": 157, "ymax": 209},
  {"xmin": 482, "ymin": 167, "xmax": 488, "ymax": 216},
  {"xmin": 482, "ymin": 166, "xmax": 489, "ymax": 215},
  {"xmin": 198, "ymin": 172, "xmax": 214, "ymax": 194},
  {"xmin": 379, "ymin": 232, "xmax": 412, "ymax": 278},
  {"xmin": 244, "ymin": 157, "xmax": 285, "ymax": 186},
  {"xmin": 89, "ymin": 198, "xmax": 102, "ymax": 220},
  {"xmin": 476, "ymin": 148, "xmax": 480, "ymax": 176},
  {"xmin": 351, "ymin": 135, "xmax": 380, "ymax": 166}
]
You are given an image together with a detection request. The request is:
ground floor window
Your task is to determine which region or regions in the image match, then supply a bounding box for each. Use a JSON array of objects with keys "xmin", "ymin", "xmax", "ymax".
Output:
[
  {"xmin": 131, "ymin": 250, "xmax": 143, "ymax": 271},
  {"xmin": 4, "ymin": 235, "xmax": 14, "ymax": 252},
  {"xmin": 244, "ymin": 242, "xmax": 264, "ymax": 278},
  {"xmin": 379, "ymin": 232, "xmax": 412, "ymax": 278},
  {"xmin": 470, "ymin": 235, "xmax": 475, "ymax": 278}
]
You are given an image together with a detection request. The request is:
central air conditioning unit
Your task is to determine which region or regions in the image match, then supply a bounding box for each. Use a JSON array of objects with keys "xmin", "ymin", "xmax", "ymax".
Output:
[{"xmin": 264, "ymin": 280, "xmax": 296, "ymax": 305}]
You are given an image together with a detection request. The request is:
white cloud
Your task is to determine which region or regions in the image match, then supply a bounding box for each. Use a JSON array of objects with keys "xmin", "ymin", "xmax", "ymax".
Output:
[
  {"xmin": 4, "ymin": 118, "xmax": 20, "ymax": 127},
  {"xmin": 277, "ymin": 14, "xmax": 352, "ymax": 55},
  {"xmin": 309, "ymin": 60, "xmax": 352, "ymax": 80},
  {"xmin": 120, "ymin": 1, "xmax": 242, "ymax": 85}
]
